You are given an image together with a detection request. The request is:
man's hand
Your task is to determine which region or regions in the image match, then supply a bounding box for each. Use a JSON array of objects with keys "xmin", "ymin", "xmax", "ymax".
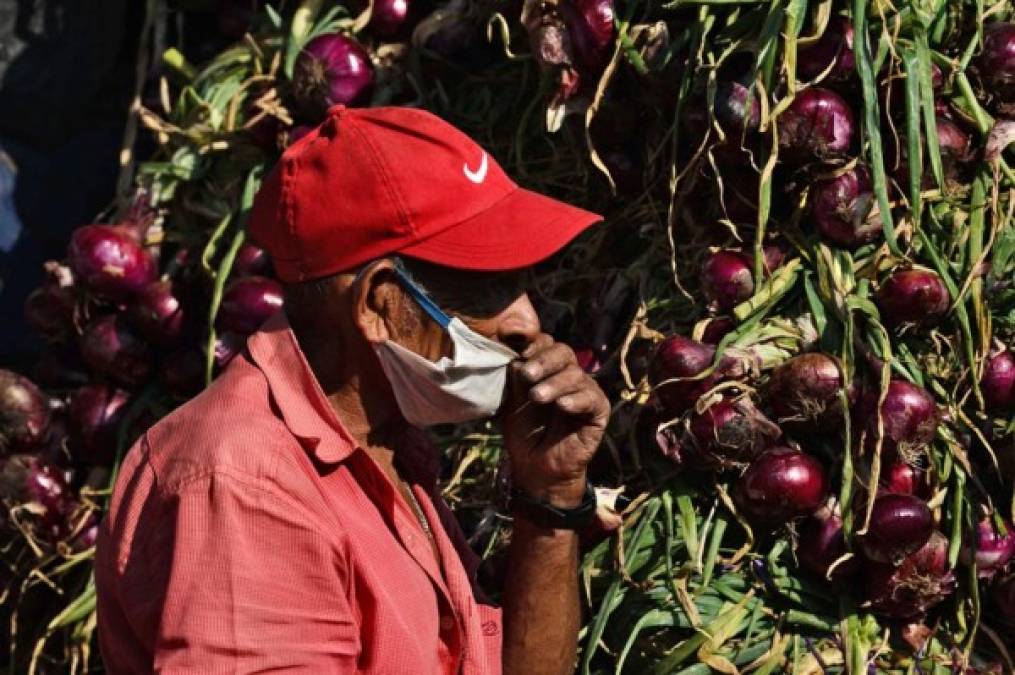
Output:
[{"xmin": 500, "ymin": 334, "xmax": 610, "ymax": 507}]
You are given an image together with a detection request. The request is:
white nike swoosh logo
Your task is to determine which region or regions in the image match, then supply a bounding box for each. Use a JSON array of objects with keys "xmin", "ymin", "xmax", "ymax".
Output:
[{"xmin": 463, "ymin": 152, "xmax": 488, "ymax": 184}]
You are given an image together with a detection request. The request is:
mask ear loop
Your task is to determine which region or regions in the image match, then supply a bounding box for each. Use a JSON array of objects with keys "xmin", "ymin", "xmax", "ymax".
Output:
[{"xmin": 353, "ymin": 258, "xmax": 453, "ymax": 330}]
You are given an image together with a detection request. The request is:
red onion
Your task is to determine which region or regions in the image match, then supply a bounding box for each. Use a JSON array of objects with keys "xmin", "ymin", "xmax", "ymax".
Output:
[
  {"xmin": 649, "ymin": 335, "xmax": 728, "ymax": 415},
  {"xmin": 777, "ymin": 87, "xmax": 855, "ymax": 163},
  {"xmin": 688, "ymin": 398, "xmax": 777, "ymax": 467},
  {"xmin": 129, "ymin": 279, "xmax": 187, "ymax": 348},
  {"xmin": 876, "ymin": 269, "xmax": 950, "ymax": 329},
  {"xmin": 863, "ymin": 380, "xmax": 940, "ymax": 456},
  {"xmin": 859, "ymin": 493, "xmax": 934, "ymax": 564},
  {"xmin": 69, "ymin": 511, "xmax": 100, "ymax": 552},
  {"xmin": 24, "ymin": 286, "xmax": 75, "ymax": 342},
  {"xmin": 960, "ymin": 516, "xmax": 1015, "ymax": 579},
  {"xmin": 215, "ymin": 331, "xmax": 246, "ymax": 369},
  {"xmin": 736, "ymin": 447, "xmax": 827, "ymax": 523},
  {"xmin": 767, "ymin": 353, "xmax": 851, "ymax": 430},
  {"xmin": 0, "ymin": 370, "xmax": 51, "ymax": 453},
  {"xmin": 798, "ymin": 505, "xmax": 859, "ymax": 585},
  {"xmin": 0, "ymin": 453, "xmax": 73, "ymax": 541},
  {"xmin": 232, "ymin": 242, "xmax": 272, "ymax": 278},
  {"xmin": 893, "ymin": 116, "xmax": 972, "ymax": 189},
  {"xmin": 67, "ymin": 224, "xmax": 156, "ymax": 300},
  {"xmin": 700, "ymin": 251, "xmax": 754, "ymax": 313},
  {"xmin": 292, "ymin": 33, "xmax": 374, "ymax": 118},
  {"xmin": 978, "ymin": 23, "xmax": 1015, "ymax": 104},
  {"xmin": 217, "ymin": 275, "xmax": 284, "ymax": 335},
  {"xmin": 714, "ymin": 82, "xmax": 761, "ymax": 139},
  {"xmin": 68, "ymin": 384, "xmax": 130, "ymax": 466},
  {"xmin": 982, "ymin": 349, "xmax": 1015, "ymax": 410},
  {"xmin": 370, "ymin": 0, "xmax": 411, "ymax": 38},
  {"xmin": 700, "ymin": 317, "xmax": 736, "ymax": 345},
  {"xmin": 865, "ymin": 531, "xmax": 954, "ymax": 619},
  {"xmin": 573, "ymin": 347, "xmax": 602, "ymax": 374},
  {"xmin": 79, "ymin": 315, "xmax": 152, "ymax": 389},
  {"xmin": 881, "ymin": 460, "xmax": 928, "ymax": 497},
  {"xmin": 560, "ymin": 0, "xmax": 615, "ymax": 73},
  {"xmin": 810, "ymin": 165, "xmax": 881, "ymax": 248},
  {"xmin": 24, "ymin": 262, "xmax": 76, "ymax": 342},
  {"xmin": 798, "ymin": 18, "xmax": 855, "ymax": 82}
]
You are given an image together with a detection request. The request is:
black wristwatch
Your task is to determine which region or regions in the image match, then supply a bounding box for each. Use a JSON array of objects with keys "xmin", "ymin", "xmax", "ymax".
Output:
[{"xmin": 509, "ymin": 481, "xmax": 597, "ymax": 530}]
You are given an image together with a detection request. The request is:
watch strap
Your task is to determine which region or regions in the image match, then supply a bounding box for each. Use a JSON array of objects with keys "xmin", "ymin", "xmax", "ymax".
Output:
[{"xmin": 509, "ymin": 481, "xmax": 597, "ymax": 530}]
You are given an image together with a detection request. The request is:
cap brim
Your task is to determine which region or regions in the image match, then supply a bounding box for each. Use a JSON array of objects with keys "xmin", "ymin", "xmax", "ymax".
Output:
[{"xmin": 398, "ymin": 187, "xmax": 603, "ymax": 272}]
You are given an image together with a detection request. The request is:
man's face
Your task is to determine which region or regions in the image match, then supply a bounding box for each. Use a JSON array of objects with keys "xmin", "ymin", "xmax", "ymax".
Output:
[{"xmin": 396, "ymin": 261, "xmax": 542, "ymax": 362}]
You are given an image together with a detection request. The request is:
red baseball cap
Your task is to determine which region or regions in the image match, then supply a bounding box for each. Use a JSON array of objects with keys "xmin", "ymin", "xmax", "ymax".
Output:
[{"xmin": 249, "ymin": 105, "xmax": 603, "ymax": 283}]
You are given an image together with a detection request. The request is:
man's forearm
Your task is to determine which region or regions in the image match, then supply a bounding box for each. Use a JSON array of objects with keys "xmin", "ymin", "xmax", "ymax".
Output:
[{"xmin": 501, "ymin": 517, "xmax": 581, "ymax": 675}]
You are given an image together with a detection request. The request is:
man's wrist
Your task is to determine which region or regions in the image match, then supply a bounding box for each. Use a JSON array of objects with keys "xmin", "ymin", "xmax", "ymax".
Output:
[
  {"xmin": 508, "ymin": 479, "xmax": 595, "ymax": 531},
  {"xmin": 511, "ymin": 476, "xmax": 588, "ymax": 509}
]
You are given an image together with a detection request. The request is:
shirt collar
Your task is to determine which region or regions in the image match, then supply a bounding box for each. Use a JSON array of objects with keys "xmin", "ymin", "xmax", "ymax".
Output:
[{"xmin": 247, "ymin": 311, "xmax": 358, "ymax": 464}]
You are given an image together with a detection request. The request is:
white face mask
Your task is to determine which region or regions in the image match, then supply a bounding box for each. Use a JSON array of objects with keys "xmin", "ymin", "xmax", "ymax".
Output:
[{"xmin": 370, "ymin": 264, "xmax": 519, "ymax": 427}]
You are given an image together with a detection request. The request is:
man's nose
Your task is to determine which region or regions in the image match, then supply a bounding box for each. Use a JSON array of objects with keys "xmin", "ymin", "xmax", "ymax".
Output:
[{"xmin": 496, "ymin": 293, "xmax": 542, "ymax": 352}]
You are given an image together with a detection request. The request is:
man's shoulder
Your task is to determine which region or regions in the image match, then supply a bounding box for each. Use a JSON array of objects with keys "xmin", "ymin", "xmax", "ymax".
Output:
[{"xmin": 141, "ymin": 356, "xmax": 300, "ymax": 493}]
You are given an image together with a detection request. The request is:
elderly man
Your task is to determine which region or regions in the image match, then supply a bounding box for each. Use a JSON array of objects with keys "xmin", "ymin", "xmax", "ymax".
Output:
[{"xmin": 95, "ymin": 104, "xmax": 610, "ymax": 674}]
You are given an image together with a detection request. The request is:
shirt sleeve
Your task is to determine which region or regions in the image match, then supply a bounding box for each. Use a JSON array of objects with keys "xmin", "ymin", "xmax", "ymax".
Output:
[{"xmin": 142, "ymin": 470, "xmax": 360, "ymax": 673}]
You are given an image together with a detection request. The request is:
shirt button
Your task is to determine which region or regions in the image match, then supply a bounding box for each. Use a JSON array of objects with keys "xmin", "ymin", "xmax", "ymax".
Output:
[{"xmin": 440, "ymin": 615, "xmax": 455, "ymax": 632}]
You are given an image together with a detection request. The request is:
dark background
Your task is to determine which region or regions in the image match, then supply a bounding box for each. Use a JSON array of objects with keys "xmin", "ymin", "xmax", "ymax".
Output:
[{"xmin": 0, "ymin": 0, "xmax": 236, "ymax": 366}]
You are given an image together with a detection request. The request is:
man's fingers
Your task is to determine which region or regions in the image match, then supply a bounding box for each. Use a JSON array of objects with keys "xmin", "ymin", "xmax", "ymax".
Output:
[
  {"xmin": 554, "ymin": 386, "xmax": 610, "ymax": 421},
  {"xmin": 519, "ymin": 333, "xmax": 555, "ymax": 359},
  {"xmin": 528, "ymin": 365, "xmax": 585, "ymax": 404},
  {"xmin": 517, "ymin": 342, "xmax": 577, "ymax": 383}
]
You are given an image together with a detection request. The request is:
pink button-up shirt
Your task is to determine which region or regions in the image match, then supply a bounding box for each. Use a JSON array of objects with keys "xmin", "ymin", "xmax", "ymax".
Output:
[{"xmin": 96, "ymin": 312, "xmax": 502, "ymax": 673}]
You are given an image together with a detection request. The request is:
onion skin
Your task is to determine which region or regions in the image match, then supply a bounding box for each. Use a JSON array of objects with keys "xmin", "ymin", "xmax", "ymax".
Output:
[
  {"xmin": 767, "ymin": 353, "xmax": 852, "ymax": 431},
  {"xmin": 129, "ymin": 280, "xmax": 187, "ymax": 349},
  {"xmin": 863, "ymin": 380, "xmax": 940, "ymax": 456},
  {"xmin": 810, "ymin": 165, "xmax": 881, "ymax": 249},
  {"xmin": 877, "ymin": 269, "xmax": 950, "ymax": 329},
  {"xmin": 700, "ymin": 317, "xmax": 736, "ymax": 345},
  {"xmin": 0, "ymin": 370, "xmax": 51, "ymax": 454},
  {"xmin": 798, "ymin": 17, "xmax": 855, "ymax": 82},
  {"xmin": 982, "ymin": 349, "xmax": 1015, "ymax": 410},
  {"xmin": 688, "ymin": 398, "xmax": 776, "ymax": 467},
  {"xmin": 736, "ymin": 447, "xmax": 827, "ymax": 523},
  {"xmin": 369, "ymin": 0, "xmax": 410, "ymax": 38},
  {"xmin": 24, "ymin": 264, "xmax": 76, "ymax": 343},
  {"xmin": 215, "ymin": 331, "xmax": 246, "ymax": 370},
  {"xmin": 293, "ymin": 34, "xmax": 375, "ymax": 118},
  {"xmin": 0, "ymin": 453, "xmax": 73, "ymax": 541},
  {"xmin": 714, "ymin": 81, "xmax": 761, "ymax": 138},
  {"xmin": 216, "ymin": 275, "xmax": 284, "ymax": 335},
  {"xmin": 79, "ymin": 315, "xmax": 152, "ymax": 389},
  {"xmin": 960, "ymin": 517, "xmax": 1015, "ymax": 579},
  {"xmin": 798, "ymin": 507, "xmax": 859, "ymax": 585},
  {"xmin": 560, "ymin": 0, "xmax": 616, "ymax": 73},
  {"xmin": 700, "ymin": 251, "xmax": 754, "ymax": 313},
  {"xmin": 978, "ymin": 23, "xmax": 1015, "ymax": 105},
  {"xmin": 231, "ymin": 243, "xmax": 272, "ymax": 278},
  {"xmin": 859, "ymin": 493, "xmax": 934, "ymax": 564},
  {"xmin": 777, "ymin": 88, "xmax": 855, "ymax": 163},
  {"xmin": 881, "ymin": 461, "xmax": 929, "ymax": 498},
  {"xmin": 68, "ymin": 384, "xmax": 130, "ymax": 466},
  {"xmin": 68, "ymin": 224, "xmax": 156, "ymax": 301},
  {"xmin": 892, "ymin": 117, "xmax": 973, "ymax": 189},
  {"xmin": 649, "ymin": 335, "xmax": 729, "ymax": 415},
  {"xmin": 865, "ymin": 531, "xmax": 954, "ymax": 620}
]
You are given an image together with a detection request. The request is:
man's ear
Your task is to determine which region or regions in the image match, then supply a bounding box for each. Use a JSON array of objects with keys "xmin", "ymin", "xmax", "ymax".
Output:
[{"xmin": 351, "ymin": 259, "xmax": 400, "ymax": 344}]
